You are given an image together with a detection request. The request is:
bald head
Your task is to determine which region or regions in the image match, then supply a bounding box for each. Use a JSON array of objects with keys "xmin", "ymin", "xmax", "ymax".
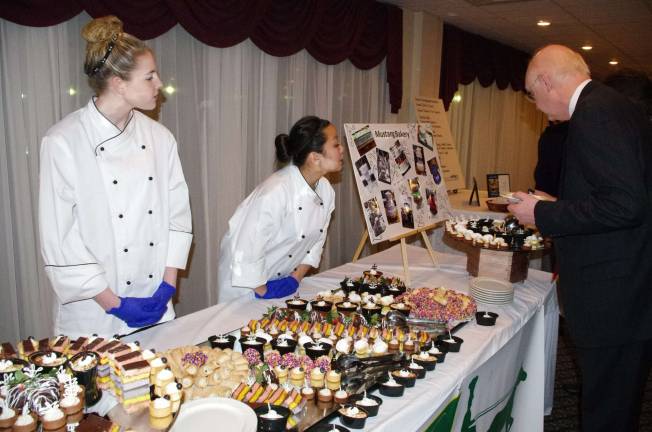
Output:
[
  {"xmin": 525, "ymin": 45, "xmax": 591, "ymax": 120},
  {"xmin": 529, "ymin": 45, "xmax": 590, "ymax": 83}
]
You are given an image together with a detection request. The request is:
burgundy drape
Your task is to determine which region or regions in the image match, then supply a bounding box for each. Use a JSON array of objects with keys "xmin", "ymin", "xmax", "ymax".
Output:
[
  {"xmin": 439, "ymin": 24, "xmax": 529, "ymax": 110},
  {"xmin": 0, "ymin": 0, "xmax": 403, "ymax": 113}
]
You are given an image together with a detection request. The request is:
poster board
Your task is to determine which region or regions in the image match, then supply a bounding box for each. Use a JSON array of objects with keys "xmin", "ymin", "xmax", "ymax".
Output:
[
  {"xmin": 344, "ymin": 123, "xmax": 453, "ymax": 244},
  {"xmin": 413, "ymin": 96, "xmax": 466, "ymax": 191}
]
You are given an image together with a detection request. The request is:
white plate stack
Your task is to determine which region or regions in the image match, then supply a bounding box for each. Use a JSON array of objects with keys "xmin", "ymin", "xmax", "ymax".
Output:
[{"xmin": 470, "ymin": 277, "xmax": 514, "ymax": 305}]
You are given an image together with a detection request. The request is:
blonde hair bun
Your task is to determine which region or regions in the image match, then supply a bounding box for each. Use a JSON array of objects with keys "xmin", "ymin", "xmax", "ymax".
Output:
[{"xmin": 82, "ymin": 15, "xmax": 123, "ymax": 45}]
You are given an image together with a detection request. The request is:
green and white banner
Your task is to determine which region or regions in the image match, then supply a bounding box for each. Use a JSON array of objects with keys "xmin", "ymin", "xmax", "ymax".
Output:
[{"xmin": 425, "ymin": 307, "xmax": 545, "ymax": 432}]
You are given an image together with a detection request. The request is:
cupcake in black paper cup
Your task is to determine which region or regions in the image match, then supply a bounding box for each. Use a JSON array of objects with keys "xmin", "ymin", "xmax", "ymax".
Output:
[
  {"xmin": 254, "ymin": 404, "xmax": 290, "ymax": 432},
  {"xmin": 360, "ymin": 302, "xmax": 382, "ymax": 320},
  {"xmin": 285, "ymin": 297, "xmax": 308, "ymax": 311},
  {"xmin": 407, "ymin": 360, "xmax": 426, "ymax": 379},
  {"xmin": 412, "ymin": 351, "xmax": 437, "ymax": 371},
  {"xmin": 310, "ymin": 300, "xmax": 333, "ymax": 313},
  {"xmin": 271, "ymin": 337, "xmax": 297, "ymax": 356},
  {"xmin": 304, "ymin": 342, "xmax": 331, "ymax": 360},
  {"xmin": 391, "ymin": 369, "xmax": 417, "ymax": 387},
  {"xmin": 476, "ymin": 311, "xmax": 499, "ymax": 326},
  {"xmin": 335, "ymin": 301, "xmax": 358, "ymax": 315},
  {"xmin": 428, "ymin": 344, "xmax": 448, "ymax": 363},
  {"xmin": 69, "ymin": 351, "xmax": 101, "ymax": 406},
  {"xmin": 239, "ymin": 336, "xmax": 267, "ymax": 357},
  {"xmin": 29, "ymin": 350, "xmax": 68, "ymax": 374},
  {"xmin": 436, "ymin": 334, "xmax": 464, "ymax": 353},
  {"xmin": 208, "ymin": 334, "xmax": 236, "ymax": 350},
  {"xmin": 339, "ymin": 404, "xmax": 369, "ymax": 429},
  {"xmin": 340, "ymin": 277, "xmax": 357, "ymax": 294},
  {"xmin": 350, "ymin": 392, "xmax": 382, "ymax": 417},
  {"xmin": 0, "ymin": 357, "xmax": 28, "ymax": 381},
  {"xmin": 379, "ymin": 372, "xmax": 405, "ymax": 397}
]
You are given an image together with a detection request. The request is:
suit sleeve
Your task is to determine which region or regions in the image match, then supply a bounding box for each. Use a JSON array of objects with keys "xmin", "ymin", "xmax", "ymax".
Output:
[
  {"xmin": 165, "ymin": 133, "xmax": 193, "ymax": 269},
  {"xmin": 536, "ymin": 106, "xmax": 646, "ymax": 237},
  {"xmin": 39, "ymin": 135, "xmax": 109, "ymax": 303},
  {"xmin": 230, "ymin": 186, "xmax": 286, "ymax": 288}
]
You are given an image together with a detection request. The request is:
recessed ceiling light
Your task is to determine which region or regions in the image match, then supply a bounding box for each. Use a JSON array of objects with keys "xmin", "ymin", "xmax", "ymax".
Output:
[
  {"xmin": 537, "ymin": 20, "xmax": 551, "ymax": 27},
  {"xmin": 581, "ymin": 45, "xmax": 593, "ymax": 51},
  {"xmin": 609, "ymin": 60, "xmax": 619, "ymax": 65}
]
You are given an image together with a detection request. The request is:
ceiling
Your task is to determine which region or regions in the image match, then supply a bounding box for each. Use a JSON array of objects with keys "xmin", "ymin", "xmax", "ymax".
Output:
[{"xmin": 382, "ymin": 0, "xmax": 652, "ymax": 79}]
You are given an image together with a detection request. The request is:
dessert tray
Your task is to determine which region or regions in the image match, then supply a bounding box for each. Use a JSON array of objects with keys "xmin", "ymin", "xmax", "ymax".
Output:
[{"xmin": 445, "ymin": 216, "xmax": 547, "ymax": 252}]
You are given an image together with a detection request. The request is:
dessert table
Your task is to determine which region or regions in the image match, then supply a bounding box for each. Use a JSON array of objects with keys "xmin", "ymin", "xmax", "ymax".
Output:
[{"xmin": 124, "ymin": 244, "xmax": 558, "ymax": 431}]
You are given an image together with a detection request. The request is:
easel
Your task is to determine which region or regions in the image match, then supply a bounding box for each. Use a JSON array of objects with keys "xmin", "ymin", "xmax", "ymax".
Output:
[{"xmin": 352, "ymin": 222, "xmax": 440, "ymax": 287}]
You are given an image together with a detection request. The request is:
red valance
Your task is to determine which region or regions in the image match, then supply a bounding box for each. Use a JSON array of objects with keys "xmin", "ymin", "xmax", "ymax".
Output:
[
  {"xmin": 1, "ymin": 0, "xmax": 403, "ymax": 112},
  {"xmin": 439, "ymin": 23, "xmax": 529, "ymax": 110}
]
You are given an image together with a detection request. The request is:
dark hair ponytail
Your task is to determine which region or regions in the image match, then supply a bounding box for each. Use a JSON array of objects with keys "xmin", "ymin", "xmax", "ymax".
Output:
[
  {"xmin": 275, "ymin": 116, "xmax": 331, "ymax": 166},
  {"xmin": 274, "ymin": 133, "xmax": 292, "ymax": 164}
]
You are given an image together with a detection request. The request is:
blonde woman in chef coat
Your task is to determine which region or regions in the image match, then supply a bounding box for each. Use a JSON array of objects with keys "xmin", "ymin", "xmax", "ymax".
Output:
[
  {"xmin": 39, "ymin": 16, "xmax": 192, "ymax": 338},
  {"xmin": 218, "ymin": 116, "xmax": 343, "ymax": 302}
]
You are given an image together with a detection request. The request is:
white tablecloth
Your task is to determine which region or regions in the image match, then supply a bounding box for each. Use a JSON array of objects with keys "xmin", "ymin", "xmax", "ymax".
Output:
[{"xmin": 124, "ymin": 244, "xmax": 558, "ymax": 430}]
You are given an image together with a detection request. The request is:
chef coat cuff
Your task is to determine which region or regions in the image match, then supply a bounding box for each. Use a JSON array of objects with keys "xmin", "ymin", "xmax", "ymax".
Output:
[
  {"xmin": 167, "ymin": 230, "xmax": 193, "ymax": 269},
  {"xmin": 231, "ymin": 258, "xmax": 266, "ymax": 288},
  {"xmin": 301, "ymin": 252, "xmax": 322, "ymax": 268},
  {"xmin": 45, "ymin": 264, "xmax": 109, "ymax": 304}
]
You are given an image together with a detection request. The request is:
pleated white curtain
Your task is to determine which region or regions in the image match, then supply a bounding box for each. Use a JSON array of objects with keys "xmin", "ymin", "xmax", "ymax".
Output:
[
  {"xmin": 0, "ymin": 13, "xmax": 395, "ymax": 341},
  {"xmin": 447, "ymin": 80, "xmax": 548, "ymax": 192}
]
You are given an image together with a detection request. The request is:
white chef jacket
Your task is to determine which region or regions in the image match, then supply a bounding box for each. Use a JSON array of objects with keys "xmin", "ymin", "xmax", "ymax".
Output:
[
  {"xmin": 217, "ymin": 164, "xmax": 335, "ymax": 303},
  {"xmin": 39, "ymin": 99, "xmax": 193, "ymax": 338}
]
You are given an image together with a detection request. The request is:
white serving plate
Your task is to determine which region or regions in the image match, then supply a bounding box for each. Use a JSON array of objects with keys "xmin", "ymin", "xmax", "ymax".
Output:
[{"xmin": 170, "ymin": 397, "xmax": 257, "ymax": 432}]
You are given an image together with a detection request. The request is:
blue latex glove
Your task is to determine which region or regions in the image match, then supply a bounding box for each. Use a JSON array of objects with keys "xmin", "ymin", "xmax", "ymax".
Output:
[
  {"xmin": 107, "ymin": 296, "xmax": 167, "ymax": 328},
  {"xmin": 153, "ymin": 281, "xmax": 176, "ymax": 306},
  {"xmin": 255, "ymin": 276, "xmax": 299, "ymax": 299}
]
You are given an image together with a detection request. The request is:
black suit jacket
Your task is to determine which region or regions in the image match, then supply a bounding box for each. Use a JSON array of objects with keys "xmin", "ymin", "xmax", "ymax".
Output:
[
  {"xmin": 535, "ymin": 81, "xmax": 652, "ymax": 348},
  {"xmin": 534, "ymin": 121, "xmax": 568, "ymax": 197}
]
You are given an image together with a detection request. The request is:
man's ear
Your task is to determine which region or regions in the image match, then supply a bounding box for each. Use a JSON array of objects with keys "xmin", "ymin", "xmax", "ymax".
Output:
[{"xmin": 541, "ymin": 73, "xmax": 553, "ymax": 92}]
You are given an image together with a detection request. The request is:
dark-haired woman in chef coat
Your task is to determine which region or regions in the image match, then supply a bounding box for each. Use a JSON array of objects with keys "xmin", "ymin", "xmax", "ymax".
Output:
[{"xmin": 218, "ymin": 116, "xmax": 343, "ymax": 302}]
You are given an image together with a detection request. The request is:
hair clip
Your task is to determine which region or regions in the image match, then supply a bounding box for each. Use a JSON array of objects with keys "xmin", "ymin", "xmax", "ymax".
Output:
[{"xmin": 86, "ymin": 34, "xmax": 118, "ymax": 77}]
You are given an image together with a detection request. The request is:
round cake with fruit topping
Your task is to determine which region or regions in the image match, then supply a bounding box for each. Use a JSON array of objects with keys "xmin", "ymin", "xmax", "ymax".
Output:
[{"xmin": 396, "ymin": 287, "xmax": 476, "ymax": 322}]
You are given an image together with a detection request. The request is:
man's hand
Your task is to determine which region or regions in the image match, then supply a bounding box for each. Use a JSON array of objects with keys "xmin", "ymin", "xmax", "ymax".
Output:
[
  {"xmin": 533, "ymin": 189, "xmax": 558, "ymax": 202},
  {"xmin": 507, "ymin": 191, "xmax": 540, "ymax": 226}
]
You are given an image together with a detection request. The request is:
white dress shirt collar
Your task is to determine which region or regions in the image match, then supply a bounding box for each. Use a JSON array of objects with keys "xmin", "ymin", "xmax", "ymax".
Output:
[{"xmin": 569, "ymin": 79, "xmax": 591, "ymax": 117}]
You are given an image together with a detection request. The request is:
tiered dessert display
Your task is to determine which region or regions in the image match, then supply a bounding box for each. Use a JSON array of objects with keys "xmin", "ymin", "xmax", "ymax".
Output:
[
  {"xmin": 445, "ymin": 216, "xmax": 544, "ymax": 251},
  {"xmin": 444, "ymin": 216, "xmax": 548, "ymax": 283}
]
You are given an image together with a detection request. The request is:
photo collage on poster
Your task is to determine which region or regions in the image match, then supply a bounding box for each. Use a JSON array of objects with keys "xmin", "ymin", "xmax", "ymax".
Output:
[{"xmin": 345, "ymin": 123, "xmax": 453, "ymax": 244}]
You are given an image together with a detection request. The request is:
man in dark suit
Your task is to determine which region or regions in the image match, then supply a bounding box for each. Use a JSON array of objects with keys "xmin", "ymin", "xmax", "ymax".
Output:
[{"xmin": 509, "ymin": 45, "xmax": 652, "ymax": 431}]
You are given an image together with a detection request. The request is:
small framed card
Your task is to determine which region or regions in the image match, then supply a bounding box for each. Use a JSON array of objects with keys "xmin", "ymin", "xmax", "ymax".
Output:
[{"xmin": 486, "ymin": 173, "xmax": 510, "ymax": 197}]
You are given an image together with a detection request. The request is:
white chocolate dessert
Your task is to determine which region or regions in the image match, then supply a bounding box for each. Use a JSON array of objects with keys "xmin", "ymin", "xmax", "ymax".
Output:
[{"xmin": 162, "ymin": 346, "xmax": 248, "ymax": 400}]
